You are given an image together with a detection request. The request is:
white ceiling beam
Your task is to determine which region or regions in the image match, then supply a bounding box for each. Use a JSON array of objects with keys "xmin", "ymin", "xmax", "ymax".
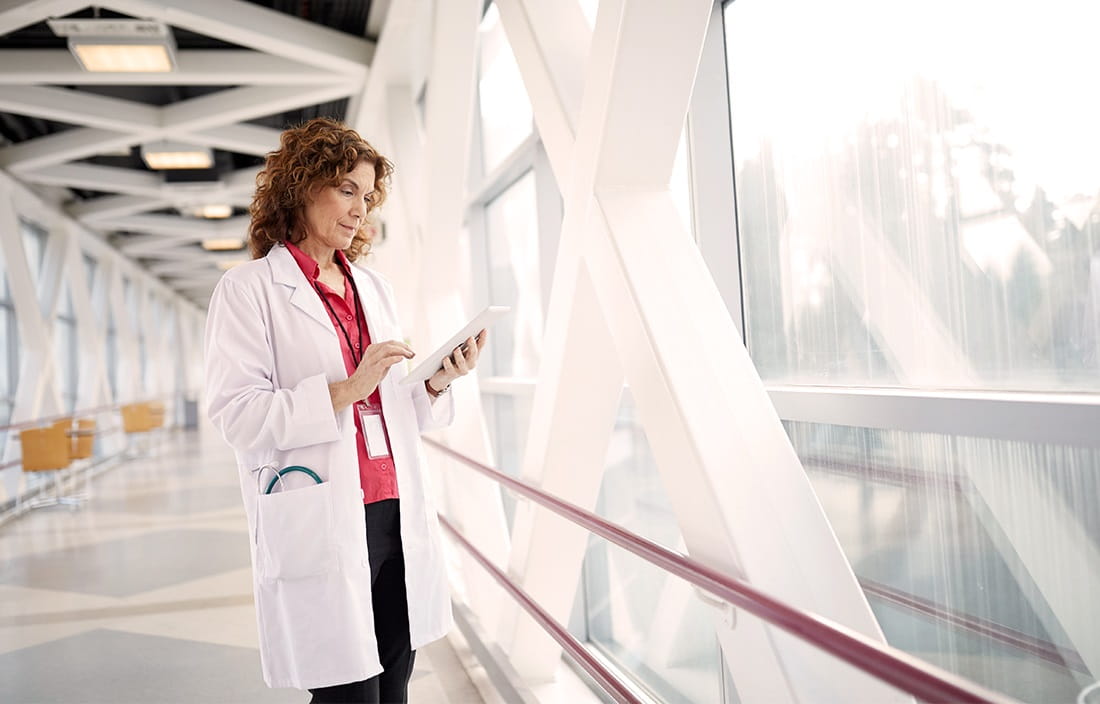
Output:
[
  {"xmin": 0, "ymin": 86, "xmax": 160, "ymax": 133},
  {"xmin": 0, "ymin": 50, "xmax": 347, "ymax": 85},
  {"xmin": 105, "ymin": 0, "xmax": 374, "ymax": 76},
  {"xmin": 150, "ymin": 259, "xmax": 221, "ymax": 276},
  {"xmin": 68, "ymin": 194, "xmax": 172, "ymax": 223},
  {"xmin": 119, "ymin": 236, "xmax": 204, "ymax": 257},
  {"xmin": 176, "ymin": 123, "xmax": 282, "ymax": 157},
  {"xmin": 98, "ymin": 214, "xmax": 217, "ymax": 238},
  {"xmin": 223, "ymin": 165, "xmax": 263, "ymax": 193},
  {"xmin": 161, "ymin": 83, "xmax": 354, "ymax": 134},
  {"xmin": 367, "ymin": 0, "xmax": 393, "ymax": 38},
  {"xmin": 0, "ymin": 0, "xmax": 87, "ymax": 37},
  {"xmin": 0, "ymin": 84, "xmax": 353, "ymax": 172},
  {"xmin": 0, "ymin": 128, "xmax": 135, "ymax": 173},
  {"xmin": 160, "ymin": 270, "xmax": 227, "ymax": 285},
  {"xmin": 20, "ymin": 163, "xmax": 164, "ymax": 196}
]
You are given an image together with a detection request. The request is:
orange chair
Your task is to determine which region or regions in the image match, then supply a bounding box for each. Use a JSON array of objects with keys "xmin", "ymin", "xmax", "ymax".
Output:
[
  {"xmin": 121, "ymin": 403, "xmax": 153, "ymax": 433},
  {"xmin": 19, "ymin": 421, "xmax": 72, "ymax": 472}
]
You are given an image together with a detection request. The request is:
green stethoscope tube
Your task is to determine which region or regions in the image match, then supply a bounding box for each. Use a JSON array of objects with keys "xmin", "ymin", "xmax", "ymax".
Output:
[{"xmin": 264, "ymin": 465, "xmax": 324, "ymax": 494}]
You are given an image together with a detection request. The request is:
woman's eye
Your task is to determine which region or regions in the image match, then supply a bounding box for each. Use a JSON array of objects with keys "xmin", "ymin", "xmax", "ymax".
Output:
[{"xmin": 342, "ymin": 190, "xmax": 354, "ymax": 197}]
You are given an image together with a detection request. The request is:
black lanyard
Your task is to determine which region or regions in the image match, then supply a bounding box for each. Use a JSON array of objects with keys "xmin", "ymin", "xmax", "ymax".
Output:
[{"xmin": 313, "ymin": 260, "xmax": 367, "ymax": 367}]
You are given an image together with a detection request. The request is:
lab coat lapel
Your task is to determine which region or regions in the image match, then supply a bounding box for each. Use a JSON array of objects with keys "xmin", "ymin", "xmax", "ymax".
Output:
[
  {"xmin": 267, "ymin": 245, "xmax": 337, "ymax": 337},
  {"xmin": 350, "ymin": 265, "xmax": 385, "ymax": 341}
]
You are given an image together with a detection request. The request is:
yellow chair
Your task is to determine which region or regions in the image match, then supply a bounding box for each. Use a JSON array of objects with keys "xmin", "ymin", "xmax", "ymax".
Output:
[
  {"xmin": 19, "ymin": 422, "xmax": 72, "ymax": 472},
  {"xmin": 121, "ymin": 403, "xmax": 153, "ymax": 433}
]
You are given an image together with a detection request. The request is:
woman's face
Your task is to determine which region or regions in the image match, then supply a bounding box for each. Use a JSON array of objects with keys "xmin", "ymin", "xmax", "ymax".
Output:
[{"xmin": 300, "ymin": 160, "xmax": 377, "ymax": 251}]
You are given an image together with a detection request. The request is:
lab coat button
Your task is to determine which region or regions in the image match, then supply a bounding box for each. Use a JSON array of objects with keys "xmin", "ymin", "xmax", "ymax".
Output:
[{"xmin": 360, "ymin": 489, "xmax": 365, "ymax": 499}]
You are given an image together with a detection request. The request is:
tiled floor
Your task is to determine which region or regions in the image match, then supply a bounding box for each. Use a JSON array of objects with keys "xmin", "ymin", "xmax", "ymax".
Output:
[{"xmin": 0, "ymin": 428, "xmax": 485, "ymax": 703}]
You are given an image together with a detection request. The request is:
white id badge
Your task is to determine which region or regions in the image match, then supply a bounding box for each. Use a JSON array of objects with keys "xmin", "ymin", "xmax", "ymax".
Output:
[{"xmin": 357, "ymin": 403, "xmax": 391, "ymax": 459}]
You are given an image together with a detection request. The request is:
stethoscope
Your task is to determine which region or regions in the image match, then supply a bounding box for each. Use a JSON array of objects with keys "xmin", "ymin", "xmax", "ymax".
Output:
[{"xmin": 253, "ymin": 464, "xmax": 323, "ymax": 495}]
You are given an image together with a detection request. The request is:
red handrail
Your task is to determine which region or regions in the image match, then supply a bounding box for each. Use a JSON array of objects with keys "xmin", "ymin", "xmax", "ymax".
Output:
[
  {"xmin": 439, "ymin": 515, "xmax": 643, "ymax": 704},
  {"xmin": 424, "ymin": 438, "xmax": 1017, "ymax": 704}
]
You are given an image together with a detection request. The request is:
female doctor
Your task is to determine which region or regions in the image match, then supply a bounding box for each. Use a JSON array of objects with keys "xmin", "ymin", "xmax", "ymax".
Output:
[{"xmin": 204, "ymin": 117, "xmax": 486, "ymax": 703}]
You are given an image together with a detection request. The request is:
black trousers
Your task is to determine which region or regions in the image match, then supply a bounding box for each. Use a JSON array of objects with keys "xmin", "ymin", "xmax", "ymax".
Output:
[{"xmin": 309, "ymin": 499, "xmax": 415, "ymax": 704}]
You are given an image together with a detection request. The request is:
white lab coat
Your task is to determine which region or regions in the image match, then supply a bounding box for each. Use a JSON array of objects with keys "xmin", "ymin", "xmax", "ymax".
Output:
[{"xmin": 203, "ymin": 244, "xmax": 455, "ymax": 690}]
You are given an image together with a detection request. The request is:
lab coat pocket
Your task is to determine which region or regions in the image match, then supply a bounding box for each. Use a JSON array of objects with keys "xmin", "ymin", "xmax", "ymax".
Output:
[{"xmin": 256, "ymin": 481, "xmax": 337, "ymax": 582}]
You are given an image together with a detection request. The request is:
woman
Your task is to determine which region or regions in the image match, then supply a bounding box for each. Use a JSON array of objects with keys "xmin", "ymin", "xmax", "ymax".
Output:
[{"xmin": 204, "ymin": 117, "xmax": 485, "ymax": 703}]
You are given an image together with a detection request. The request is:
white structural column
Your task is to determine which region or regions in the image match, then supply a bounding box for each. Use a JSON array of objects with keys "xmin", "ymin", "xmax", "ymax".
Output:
[
  {"xmin": 415, "ymin": 0, "xmax": 512, "ymax": 637},
  {"xmin": 494, "ymin": 1, "xmax": 903, "ymax": 701}
]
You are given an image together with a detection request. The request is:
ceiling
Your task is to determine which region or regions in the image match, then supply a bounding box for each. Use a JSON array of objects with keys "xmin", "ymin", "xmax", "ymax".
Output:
[{"xmin": 0, "ymin": 0, "xmax": 386, "ymax": 306}]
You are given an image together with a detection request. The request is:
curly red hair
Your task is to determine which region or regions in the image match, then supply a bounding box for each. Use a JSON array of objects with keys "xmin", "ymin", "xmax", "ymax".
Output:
[{"xmin": 248, "ymin": 117, "xmax": 394, "ymax": 261}]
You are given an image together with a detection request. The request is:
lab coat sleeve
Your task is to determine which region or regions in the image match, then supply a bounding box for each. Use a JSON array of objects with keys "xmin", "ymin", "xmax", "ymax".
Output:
[
  {"xmin": 410, "ymin": 378, "xmax": 455, "ymax": 433},
  {"xmin": 204, "ymin": 275, "xmax": 340, "ymax": 453}
]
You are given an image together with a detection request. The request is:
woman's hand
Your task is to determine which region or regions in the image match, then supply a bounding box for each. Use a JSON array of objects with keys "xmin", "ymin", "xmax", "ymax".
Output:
[
  {"xmin": 427, "ymin": 329, "xmax": 487, "ymax": 395},
  {"xmin": 330, "ymin": 340, "xmax": 414, "ymax": 413},
  {"xmin": 354, "ymin": 340, "xmax": 416, "ymax": 397}
]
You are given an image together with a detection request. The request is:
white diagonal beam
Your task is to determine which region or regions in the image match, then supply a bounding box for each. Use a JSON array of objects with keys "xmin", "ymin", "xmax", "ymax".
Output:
[
  {"xmin": 0, "ymin": 84, "xmax": 354, "ymax": 172},
  {"xmin": 117, "ymin": 234, "xmax": 205, "ymax": 256},
  {"xmin": 105, "ymin": 0, "xmax": 374, "ymax": 76},
  {"xmin": 98, "ymin": 214, "xmax": 216, "ymax": 238},
  {"xmin": 21, "ymin": 163, "xmax": 164, "ymax": 197},
  {"xmin": 0, "ymin": 0, "xmax": 87, "ymax": 37},
  {"xmin": 0, "ymin": 86, "xmax": 160, "ymax": 133},
  {"xmin": 0, "ymin": 50, "xmax": 348, "ymax": 85},
  {"xmin": 68, "ymin": 194, "xmax": 173, "ymax": 223},
  {"xmin": 161, "ymin": 84, "xmax": 352, "ymax": 134},
  {"xmin": 500, "ymin": 2, "xmax": 901, "ymax": 702},
  {"xmin": 0, "ymin": 128, "xmax": 135, "ymax": 174},
  {"xmin": 177, "ymin": 123, "xmax": 283, "ymax": 157},
  {"xmin": 495, "ymin": 0, "xmax": 588, "ymax": 187},
  {"xmin": 148, "ymin": 258, "xmax": 219, "ymax": 275}
]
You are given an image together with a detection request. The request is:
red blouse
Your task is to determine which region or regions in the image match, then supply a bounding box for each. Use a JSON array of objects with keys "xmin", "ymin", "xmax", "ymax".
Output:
[{"xmin": 285, "ymin": 243, "xmax": 398, "ymax": 504}]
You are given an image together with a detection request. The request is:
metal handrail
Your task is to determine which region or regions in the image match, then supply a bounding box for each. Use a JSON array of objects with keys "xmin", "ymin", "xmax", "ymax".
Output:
[
  {"xmin": 0, "ymin": 395, "xmax": 175, "ymax": 433},
  {"xmin": 439, "ymin": 515, "xmax": 643, "ymax": 704},
  {"xmin": 425, "ymin": 438, "xmax": 1017, "ymax": 704}
]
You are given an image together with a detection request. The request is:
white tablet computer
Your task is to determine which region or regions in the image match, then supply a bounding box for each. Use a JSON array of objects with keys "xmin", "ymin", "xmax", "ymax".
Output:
[{"xmin": 400, "ymin": 306, "xmax": 511, "ymax": 386}]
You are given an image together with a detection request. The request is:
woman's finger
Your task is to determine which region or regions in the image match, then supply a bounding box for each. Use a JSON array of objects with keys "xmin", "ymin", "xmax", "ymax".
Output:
[{"xmin": 453, "ymin": 347, "xmax": 469, "ymax": 375}]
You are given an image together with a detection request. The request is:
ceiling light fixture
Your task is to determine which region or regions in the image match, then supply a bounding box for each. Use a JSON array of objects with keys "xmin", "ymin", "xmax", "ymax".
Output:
[
  {"xmin": 202, "ymin": 238, "xmax": 245, "ymax": 251},
  {"xmin": 195, "ymin": 204, "xmax": 233, "ymax": 219},
  {"xmin": 141, "ymin": 140, "xmax": 213, "ymax": 170},
  {"xmin": 47, "ymin": 18, "xmax": 177, "ymax": 73}
]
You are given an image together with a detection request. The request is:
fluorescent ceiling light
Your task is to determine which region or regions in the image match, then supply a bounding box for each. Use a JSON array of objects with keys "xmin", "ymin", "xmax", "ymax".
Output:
[
  {"xmin": 48, "ymin": 19, "xmax": 177, "ymax": 73},
  {"xmin": 195, "ymin": 204, "xmax": 233, "ymax": 219},
  {"xmin": 141, "ymin": 141, "xmax": 213, "ymax": 170},
  {"xmin": 202, "ymin": 238, "xmax": 244, "ymax": 251}
]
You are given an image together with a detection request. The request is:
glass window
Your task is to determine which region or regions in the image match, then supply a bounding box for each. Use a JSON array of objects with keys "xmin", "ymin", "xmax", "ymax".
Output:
[
  {"xmin": 483, "ymin": 170, "xmax": 543, "ymax": 377},
  {"xmin": 0, "ymin": 249, "xmax": 15, "ymax": 453},
  {"xmin": 106, "ymin": 306, "xmax": 118, "ymax": 400},
  {"xmin": 20, "ymin": 220, "xmax": 44, "ymax": 287},
  {"xmin": 83, "ymin": 253, "xmax": 97, "ymax": 293},
  {"xmin": 478, "ymin": 3, "xmax": 534, "ymax": 173},
  {"xmin": 54, "ymin": 283, "xmax": 78, "ymax": 414},
  {"xmin": 583, "ymin": 389, "xmax": 724, "ymax": 703},
  {"xmin": 725, "ymin": 0, "xmax": 1100, "ymax": 391},
  {"xmin": 579, "ymin": 0, "xmax": 599, "ymax": 28},
  {"xmin": 786, "ymin": 420, "xmax": 1092, "ymax": 702}
]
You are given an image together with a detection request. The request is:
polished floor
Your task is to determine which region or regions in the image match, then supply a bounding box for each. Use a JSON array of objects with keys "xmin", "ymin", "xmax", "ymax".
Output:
[{"xmin": 0, "ymin": 428, "xmax": 488, "ymax": 703}]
